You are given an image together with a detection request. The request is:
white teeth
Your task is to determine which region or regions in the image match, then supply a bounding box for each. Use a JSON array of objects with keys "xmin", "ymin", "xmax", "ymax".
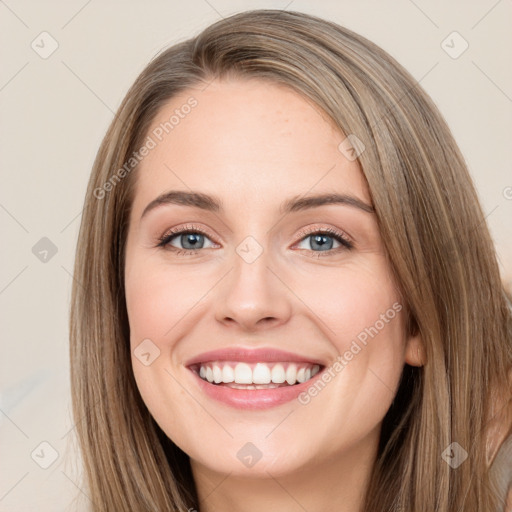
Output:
[
  {"xmin": 285, "ymin": 364, "xmax": 297, "ymax": 385},
  {"xmin": 271, "ymin": 364, "xmax": 286, "ymax": 383},
  {"xmin": 234, "ymin": 363, "xmax": 252, "ymax": 384},
  {"xmin": 212, "ymin": 364, "xmax": 222, "ymax": 383},
  {"xmin": 252, "ymin": 363, "xmax": 272, "ymax": 384},
  {"xmin": 196, "ymin": 361, "xmax": 322, "ymax": 386},
  {"xmin": 225, "ymin": 383, "xmax": 281, "ymax": 390},
  {"xmin": 222, "ymin": 364, "xmax": 235, "ymax": 383}
]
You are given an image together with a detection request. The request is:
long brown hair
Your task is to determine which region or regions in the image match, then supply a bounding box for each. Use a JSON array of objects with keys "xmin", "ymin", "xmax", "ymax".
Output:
[{"xmin": 69, "ymin": 9, "xmax": 512, "ymax": 511}]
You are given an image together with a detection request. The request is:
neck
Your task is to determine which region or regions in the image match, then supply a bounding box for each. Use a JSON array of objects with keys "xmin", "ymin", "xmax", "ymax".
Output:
[{"xmin": 190, "ymin": 427, "xmax": 380, "ymax": 512}]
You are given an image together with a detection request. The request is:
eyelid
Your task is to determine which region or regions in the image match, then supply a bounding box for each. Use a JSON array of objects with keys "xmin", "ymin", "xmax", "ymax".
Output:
[
  {"xmin": 292, "ymin": 224, "xmax": 353, "ymax": 247},
  {"xmin": 157, "ymin": 223, "xmax": 220, "ymax": 247}
]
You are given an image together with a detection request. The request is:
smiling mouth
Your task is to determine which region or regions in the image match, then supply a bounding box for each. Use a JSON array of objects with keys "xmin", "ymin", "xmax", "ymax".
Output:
[{"xmin": 189, "ymin": 361, "xmax": 323, "ymax": 389}]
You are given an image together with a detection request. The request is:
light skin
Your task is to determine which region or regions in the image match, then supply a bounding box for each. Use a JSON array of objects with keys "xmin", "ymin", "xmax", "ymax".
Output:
[{"xmin": 124, "ymin": 78, "xmax": 425, "ymax": 512}]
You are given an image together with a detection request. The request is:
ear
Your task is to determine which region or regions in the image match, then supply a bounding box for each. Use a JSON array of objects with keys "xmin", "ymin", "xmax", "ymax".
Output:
[{"xmin": 404, "ymin": 333, "xmax": 426, "ymax": 367}]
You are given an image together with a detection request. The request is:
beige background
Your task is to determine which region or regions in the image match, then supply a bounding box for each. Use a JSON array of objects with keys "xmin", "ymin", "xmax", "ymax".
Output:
[{"xmin": 1, "ymin": 1, "xmax": 511, "ymax": 510}]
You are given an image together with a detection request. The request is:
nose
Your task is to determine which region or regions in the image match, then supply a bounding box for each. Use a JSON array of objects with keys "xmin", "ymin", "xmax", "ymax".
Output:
[{"xmin": 214, "ymin": 245, "xmax": 293, "ymax": 332}]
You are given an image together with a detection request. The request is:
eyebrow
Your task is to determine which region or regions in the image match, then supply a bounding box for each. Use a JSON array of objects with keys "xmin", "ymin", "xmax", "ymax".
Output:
[{"xmin": 140, "ymin": 190, "xmax": 375, "ymax": 220}]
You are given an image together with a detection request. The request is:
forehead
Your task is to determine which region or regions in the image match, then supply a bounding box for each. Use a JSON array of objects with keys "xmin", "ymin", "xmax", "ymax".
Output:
[{"xmin": 131, "ymin": 78, "xmax": 370, "ymax": 216}]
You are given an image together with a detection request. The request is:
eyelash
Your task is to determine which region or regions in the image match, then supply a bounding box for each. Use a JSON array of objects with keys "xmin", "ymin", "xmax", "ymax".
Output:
[{"xmin": 156, "ymin": 223, "xmax": 354, "ymax": 257}]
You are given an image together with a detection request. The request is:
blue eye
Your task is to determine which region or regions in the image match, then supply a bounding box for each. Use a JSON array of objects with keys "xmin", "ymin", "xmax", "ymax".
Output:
[
  {"xmin": 158, "ymin": 230, "xmax": 215, "ymax": 252},
  {"xmin": 295, "ymin": 230, "xmax": 353, "ymax": 253}
]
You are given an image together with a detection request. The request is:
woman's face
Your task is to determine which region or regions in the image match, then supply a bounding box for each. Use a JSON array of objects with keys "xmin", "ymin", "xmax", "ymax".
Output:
[{"xmin": 124, "ymin": 78, "xmax": 423, "ymax": 478}]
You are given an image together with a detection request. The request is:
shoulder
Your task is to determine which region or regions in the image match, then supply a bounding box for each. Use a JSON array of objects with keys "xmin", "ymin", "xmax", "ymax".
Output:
[{"xmin": 489, "ymin": 431, "xmax": 512, "ymax": 511}]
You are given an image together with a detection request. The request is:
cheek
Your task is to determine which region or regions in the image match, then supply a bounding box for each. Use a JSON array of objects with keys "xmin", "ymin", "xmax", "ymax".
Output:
[
  {"xmin": 296, "ymin": 263, "xmax": 402, "ymax": 348},
  {"xmin": 125, "ymin": 260, "xmax": 205, "ymax": 436},
  {"xmin": 294, "ymin": 263, "xmax": 406, "ymax": 397},
  {"xmin": 125, "ymin": 258, "xmax": 208, "ymax": 343}
]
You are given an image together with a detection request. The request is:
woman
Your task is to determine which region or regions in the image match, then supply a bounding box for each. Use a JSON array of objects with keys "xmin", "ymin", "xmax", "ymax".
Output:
[{"xmin": 69, "ymin": 9, "xmax": 512, "ymax": 511}]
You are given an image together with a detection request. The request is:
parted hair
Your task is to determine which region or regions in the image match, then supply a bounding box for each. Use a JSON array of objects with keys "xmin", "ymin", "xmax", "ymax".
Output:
[{"xmin": 69, "ymin": 9, "xmax": 512, "ymax": 511}]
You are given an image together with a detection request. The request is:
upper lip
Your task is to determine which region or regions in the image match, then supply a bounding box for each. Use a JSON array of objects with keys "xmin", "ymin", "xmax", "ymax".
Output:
[{"xmin": 185, "ymin": 347, "xmax": 326, "ymax": 367}]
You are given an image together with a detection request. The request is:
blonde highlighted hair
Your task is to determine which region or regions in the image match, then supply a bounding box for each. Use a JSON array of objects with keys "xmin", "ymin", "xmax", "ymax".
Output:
[{"xmin": 70, "ymin": 9, "xmax": 512, "ymax": 511}]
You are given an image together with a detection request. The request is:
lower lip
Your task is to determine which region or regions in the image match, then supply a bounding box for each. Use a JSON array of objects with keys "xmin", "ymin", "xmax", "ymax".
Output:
[{"xmin": 189, "ymin": 368, "xmax": 324, "ymax": 410}]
